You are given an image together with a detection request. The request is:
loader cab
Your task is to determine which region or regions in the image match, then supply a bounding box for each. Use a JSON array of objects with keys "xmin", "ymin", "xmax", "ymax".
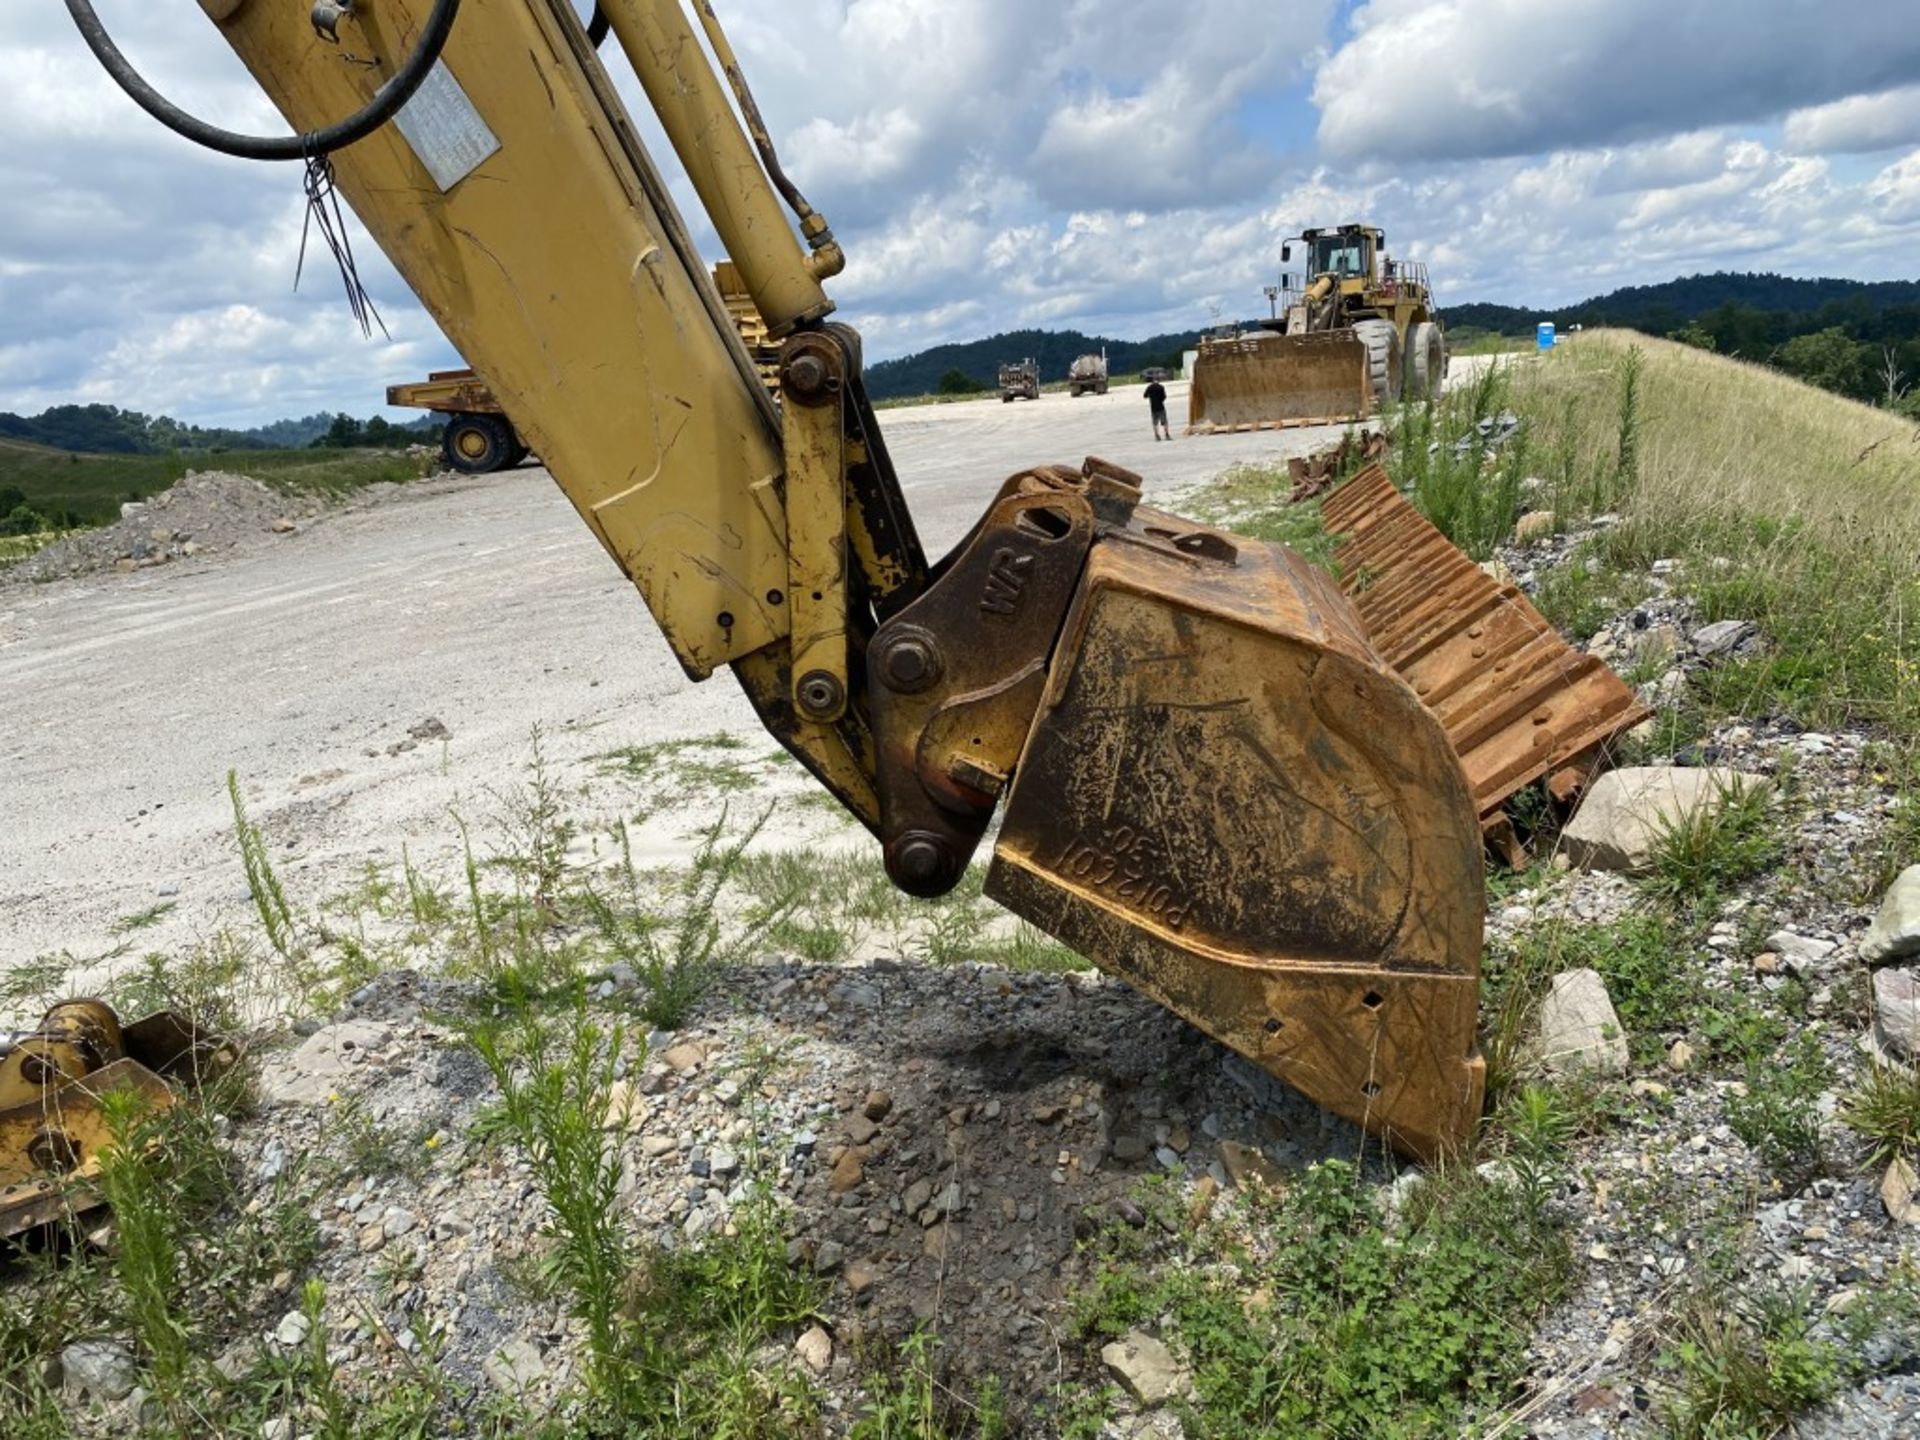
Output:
[{"xmin": 1292, "ymin": 226, "xmax": 1382, "ymax": 285}]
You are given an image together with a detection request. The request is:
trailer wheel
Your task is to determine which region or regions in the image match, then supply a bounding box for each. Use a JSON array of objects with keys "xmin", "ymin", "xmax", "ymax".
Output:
[{"xmin": 442, "ymin": 413, "xmax": 517, "ymax": 474}]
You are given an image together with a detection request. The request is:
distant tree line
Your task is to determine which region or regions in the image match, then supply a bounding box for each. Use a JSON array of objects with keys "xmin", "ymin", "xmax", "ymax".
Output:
[
  {"xmin": 0, "ymin": 403, "xmax": 439, "ymax": 456},
  {"xmin": 1448, "ymin": 271, "xmax": 1920, "ymax": 415},
  {"xmin": 866, "ymin": 327, "xmax": 1192, "ymax": 399}
]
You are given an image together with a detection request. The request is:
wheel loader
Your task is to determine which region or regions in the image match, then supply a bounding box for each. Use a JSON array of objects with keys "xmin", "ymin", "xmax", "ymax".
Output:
[
  {"xmin": 1189, "ymin": 223, "xmax": 1448, "ymax": 435},
  {"xmin": 56, "ymin": 0, "xmax": 1649, "ymax": 1162}
]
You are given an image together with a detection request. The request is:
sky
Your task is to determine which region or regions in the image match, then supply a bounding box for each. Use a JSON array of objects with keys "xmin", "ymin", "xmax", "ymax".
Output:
[{"xmin": 3, "ymin": 1, "xmax": 1919, "ymax": 428}]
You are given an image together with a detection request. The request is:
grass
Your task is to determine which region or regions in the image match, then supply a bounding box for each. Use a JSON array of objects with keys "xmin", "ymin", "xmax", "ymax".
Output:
[
  {"xmin": 1657, "ymin": 1284, "xmax": 1844, "ymax": 1439},
  {"xmin": 1725, "ymin": 1032, "xmax": 1831, "ymax": 1188},
  {"xmin": 848, "ymin": 1330, "xmax": 1010, "ymax": 1439},
  {"xmin": 0, "ymin": 435, "xmax": 423, "ymax": 529},
  {"xmin": 735, "ymin": 848, "xmax": 1092, "ymax": 975},
  {"xmin": 1185, "ymin": 460, "xmax": 1340, "ymax": 570},
  {"xmin": 1499, "ymin": 332, "xmax": 1920, "ymax": 740},
  {"xmin": 1387, "ymin": 359, "xmax": 1531, "ymax": 561},
  {"xmin": 595, "ymin": 733, "xmax": 765, "ymax": 797},
  {"xmin": 1070, "ymin": 1163, "xmax": 1577, "ymax": 1439},
  {"xmin": 1644, "ymin": 772, "xmax": 1782, "ymax": 908},
  {"xmin": 1840, "ymin": 1061, "xmax": 1920, "ymax": 1167},
  {"xmin": 1482, "ymin": 910, "xmax": 1788, "ymax": 1087}
]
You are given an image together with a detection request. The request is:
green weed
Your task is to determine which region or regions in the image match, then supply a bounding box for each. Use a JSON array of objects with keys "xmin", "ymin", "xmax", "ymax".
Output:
[
  {"xmin": 1645, "ymin": 774, "xmax": 1781, "ymax": 908},
  {"xmin": 1658, "ymin": 1285, "xmax": 1841, "ymax": 1439},
  {"xmin": 1389, "ymin": 360, "xmax": 1530, "ymax": 560},
  {"xmin": 580, "ymin": 811, "xmax": 794, "ymax": 1027},
  {"xmin": 1839, "ymin": 1061, "xmax": 1920, "ymax": 1167},
  {"xmin": 230, "ymin": 769, "xmax": 298, "ymax": 963},
  {"xmin": 1725, "ymin": 1033, "xmax": 1830, "ymax": 1188},
  {"xmin": 468, "ymin": 991, "xmax": 642, "ymax": 1408},
  {"xmin": 1073, "ymin": 1161, "xmax": 1575, "ymax": 1439}
]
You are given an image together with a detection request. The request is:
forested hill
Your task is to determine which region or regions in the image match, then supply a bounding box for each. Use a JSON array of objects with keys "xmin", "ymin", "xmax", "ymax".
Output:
[
  {"xmin": 1448, "ymin": 272, "xmax": 1920, "ymax": 337},
  {"xmin": 0, "ymin": 403, "xmax": 435, "ymax": 456},
  {"xmin": 864, "ymin": 328, "xmax": 1195, "ymax": 398}
]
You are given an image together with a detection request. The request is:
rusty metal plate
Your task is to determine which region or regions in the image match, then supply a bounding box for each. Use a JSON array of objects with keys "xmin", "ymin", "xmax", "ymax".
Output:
[
  {"xmin": 1188, "ymin": 330, "xmax": 1372, "ymax": 435},
  {"xmin": 1324, "ymin": 466, "xmax": 1651, "ymax": 825}
]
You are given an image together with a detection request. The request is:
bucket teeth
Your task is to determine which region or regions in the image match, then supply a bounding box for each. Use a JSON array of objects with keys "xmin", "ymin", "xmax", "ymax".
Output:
[{"xmin": 1324, "ymin": 466, "xmax": 1652, "ymax": 826}]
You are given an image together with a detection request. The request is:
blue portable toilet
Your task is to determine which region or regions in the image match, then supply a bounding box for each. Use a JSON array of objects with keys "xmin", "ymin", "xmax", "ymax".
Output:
[{"xmin": 1536, "ymin": 321, "xmax": 1556, "ymax": 352}]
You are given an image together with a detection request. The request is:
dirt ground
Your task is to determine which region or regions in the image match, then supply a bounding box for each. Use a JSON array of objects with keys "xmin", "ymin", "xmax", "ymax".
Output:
[{"xmin": 0, "ymin": 380, "xmax": 1358, "ymax": 1004}]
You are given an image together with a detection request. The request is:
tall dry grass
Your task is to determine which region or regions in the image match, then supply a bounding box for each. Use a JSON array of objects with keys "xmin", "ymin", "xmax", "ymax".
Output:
[{"xmin": 1510, "ymin": 331, "xmax": 1920, "ymax": 737}]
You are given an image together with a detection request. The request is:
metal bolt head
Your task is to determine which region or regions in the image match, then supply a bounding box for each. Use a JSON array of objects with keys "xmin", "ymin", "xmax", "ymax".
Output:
[
  {"xmin": 796, "ymin": 669, "xmax": 844, "ymax": 718},
  {"xmin": 882, "ymin": 635, "xmax": 940, "ymax": 693},
  {"xmin": 784, "ymin": 353, "xmax": 830, "ymax": 399},
  {"xmin": 895, "ymin": 835, "xmax": 949, "ymax": 889}
]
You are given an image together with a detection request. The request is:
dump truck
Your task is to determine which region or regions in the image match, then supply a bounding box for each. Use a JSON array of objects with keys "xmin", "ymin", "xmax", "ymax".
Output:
[
  {"xmin": 390, "ymin": 262, "xmax": 781, "ymax": 473},
  {"xmin": 1068, "ymin": 351, "xmax": 1109, "ymax": 397},
  {"xmin": 997, "ymin": 359, "xmax": 1041, "ymax": 402},
  {"xmin": 386, "ymin": 368, "xmax": 526, "ymax": 474},
  {"xmin": 1189, "ymin": 223, "xmax": 1447, "ymax": 435},
  {"xmin": 67, "ymin": 0, "xmax": 1650, "ymax": 1162}
]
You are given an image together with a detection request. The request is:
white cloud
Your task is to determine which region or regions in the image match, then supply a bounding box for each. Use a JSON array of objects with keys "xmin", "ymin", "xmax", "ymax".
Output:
[
  {"xmin": 1316, "ymin": 0, "xmax": 1920, "ymax": 162},
  {"xmin": 1785, "ymin": 85, "xmax": 1920, "ymax": 156},
  {"xmin": 3, "ymin": 2, "xmax": 1920, "ymax": 427}
]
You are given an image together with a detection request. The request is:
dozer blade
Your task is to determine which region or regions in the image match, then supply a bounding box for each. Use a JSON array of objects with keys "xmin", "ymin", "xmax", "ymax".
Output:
[
  {"xmin": 984, "ymin": 506, "xmax": 1486, "ymax": 1160},
  {"xmin": 1188, "ymin": 331, "xmax": 1373, "ymax": 435}
]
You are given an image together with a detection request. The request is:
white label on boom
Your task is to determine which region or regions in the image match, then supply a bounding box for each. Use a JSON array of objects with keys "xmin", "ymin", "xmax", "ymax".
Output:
[{"xmin": 386, "ymin": 61, "xmax": 499, "ymax": 192}]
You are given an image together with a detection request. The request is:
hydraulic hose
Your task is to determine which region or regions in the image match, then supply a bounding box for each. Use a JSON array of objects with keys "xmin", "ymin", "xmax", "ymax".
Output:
[{"xmin": 63, "ymin": 0, "xmax": 464, "ymax": 161}]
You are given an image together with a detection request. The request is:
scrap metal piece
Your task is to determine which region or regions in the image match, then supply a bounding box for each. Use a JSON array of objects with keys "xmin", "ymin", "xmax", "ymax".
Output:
[
  {"xmin": 1287, "ymin": 430, "xmax": 1388, "ymax": 505},
  {"xmin": 1323, "ymin": 465, "xmax": 1651, "ymax": 827},
  {"xmin": 0, "ymin": 1001, "xmax": 227, "ymax": 1238}
]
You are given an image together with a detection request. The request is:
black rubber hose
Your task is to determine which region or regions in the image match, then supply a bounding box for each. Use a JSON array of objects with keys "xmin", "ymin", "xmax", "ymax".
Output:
[{"xmin": 63, "ymin": 0, "xmax": 464, "ymax": 162}]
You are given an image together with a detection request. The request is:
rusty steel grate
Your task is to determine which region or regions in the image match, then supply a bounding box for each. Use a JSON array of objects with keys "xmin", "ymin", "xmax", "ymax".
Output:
[{"xmin": 1323, "ymin": 465, "xmax": 1651, "ymax": 826}]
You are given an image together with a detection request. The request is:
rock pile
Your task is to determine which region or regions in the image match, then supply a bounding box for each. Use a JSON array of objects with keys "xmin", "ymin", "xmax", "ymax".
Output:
[{"xmin": 6, "ymin": 471, "xmax": 326, "ymax": 584}]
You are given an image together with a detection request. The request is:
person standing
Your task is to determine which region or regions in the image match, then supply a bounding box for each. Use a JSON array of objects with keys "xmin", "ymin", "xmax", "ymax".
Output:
[{"xmin": 1144, "ymin": 377, "xmax": 1172, "ymax": 440}]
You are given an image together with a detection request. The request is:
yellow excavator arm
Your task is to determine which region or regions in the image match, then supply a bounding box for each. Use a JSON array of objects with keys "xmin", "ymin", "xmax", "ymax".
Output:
[{"xmin": 59, "ymin": 0, "xmax": 1647, "ymax": 1158}]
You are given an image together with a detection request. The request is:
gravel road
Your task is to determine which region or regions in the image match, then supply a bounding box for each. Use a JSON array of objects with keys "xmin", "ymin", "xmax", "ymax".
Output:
[{"xmin": 0, "ymin": 380, "xmax": 1360, "ymax": 993}]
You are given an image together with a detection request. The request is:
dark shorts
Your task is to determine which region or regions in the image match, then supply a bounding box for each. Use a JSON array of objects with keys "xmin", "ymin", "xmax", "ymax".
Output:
[{"xmin": 1150, "ymin": 403, "xmax": 1168, "ymax": 423}]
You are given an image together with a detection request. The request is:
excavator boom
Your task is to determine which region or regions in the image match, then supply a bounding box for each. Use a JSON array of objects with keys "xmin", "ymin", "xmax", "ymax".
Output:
[{"xmin": 50, "ymin": 0, "xmax": 1645, "ymax": 1159}]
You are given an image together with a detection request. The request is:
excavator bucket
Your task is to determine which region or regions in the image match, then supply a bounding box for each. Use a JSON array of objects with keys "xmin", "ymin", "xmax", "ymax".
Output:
[
  {"xmin": 1188, "ymin": 331, "xmax": 1374, "ymax": 434},
  {"xmin": 985, "ymin": 499, "xmax": 1487, "ymax": 1161},
  {"xmin": 980, "ymin": 465, "xmax": 1653, "ymax": 1159},
  {"xmin": 0, "ymin": 1000, "xmax": 230, "ymax": 1236}
]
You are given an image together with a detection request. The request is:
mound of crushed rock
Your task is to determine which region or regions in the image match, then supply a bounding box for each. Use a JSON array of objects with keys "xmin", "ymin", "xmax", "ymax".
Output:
[{"xmin": 5, "ymin": 470, "xmax": 327, "ymax": 585}]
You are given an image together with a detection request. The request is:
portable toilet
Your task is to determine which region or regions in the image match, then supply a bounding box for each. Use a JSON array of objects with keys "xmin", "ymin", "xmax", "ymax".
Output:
[{"xmin": 1536, "ymin": 322, "xmax": 1556, "ymax": 352}]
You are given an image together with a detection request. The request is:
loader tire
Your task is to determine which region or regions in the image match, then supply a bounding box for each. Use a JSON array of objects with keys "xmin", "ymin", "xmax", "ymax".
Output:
[
  {"xmin": 1352, "ymin": 319, "xmax": 1402, "ymax": 410},
  {"xmin": 1405, "ymin": 322, "xmax": 1446, "ymax": 400},
  {"xmin": 442, "ymin": 413, "xmax": 517, "ymax": 474}
]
